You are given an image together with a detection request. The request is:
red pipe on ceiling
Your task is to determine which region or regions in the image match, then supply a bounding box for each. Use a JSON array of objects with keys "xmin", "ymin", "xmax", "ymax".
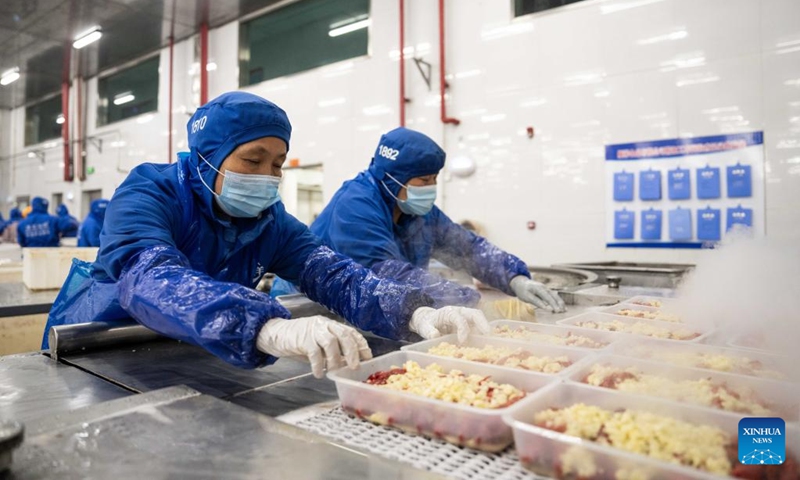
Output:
[
  {"xmin": 399, "ymin": 0, "xmax": 406, "ymax": 127},
  {"xmin": 61, "ymin": 1, "xmax": 74, "ymax": 182},
  {"xmin": 200, "ymin": 22, "xmax": 209, "ymax": 106},
  {"xmin": 438, "ymin": 0, "xmax": 460, "ymax": 126},
  {"xmin": 168, "ymin": 34, "xmax": 175, "ymax": 163},
  {"xmin": 77, "ymin": 74, "xmax": 85, "ymax": 181}
]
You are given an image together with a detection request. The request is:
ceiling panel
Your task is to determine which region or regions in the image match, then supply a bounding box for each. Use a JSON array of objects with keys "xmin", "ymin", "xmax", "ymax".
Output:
[{"xmin": 0, "ymin": 0, "xmax": 283, "ymax": 109}]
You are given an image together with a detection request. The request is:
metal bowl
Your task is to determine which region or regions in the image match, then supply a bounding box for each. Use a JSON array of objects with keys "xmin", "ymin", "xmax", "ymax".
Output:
[{"xmin": 528, "ymin": 266, "xmax": 599, "ymax": 290}]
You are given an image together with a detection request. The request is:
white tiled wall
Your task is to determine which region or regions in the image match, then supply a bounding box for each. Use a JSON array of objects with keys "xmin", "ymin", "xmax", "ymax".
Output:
[{"xmin": 1, "ymin": 0, "xmax": 798, "ymax": 267}]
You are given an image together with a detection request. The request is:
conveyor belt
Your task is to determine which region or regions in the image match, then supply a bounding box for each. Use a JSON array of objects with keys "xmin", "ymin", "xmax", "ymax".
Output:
[{"xmin": 292, "ymin": 407, "xmax": 546, "ymax": 480}]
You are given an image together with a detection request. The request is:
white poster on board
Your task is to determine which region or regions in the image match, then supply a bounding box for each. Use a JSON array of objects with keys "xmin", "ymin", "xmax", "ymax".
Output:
[{"xmin": 605, "ymin": 132, "xmax": 765, "ymax": 249}]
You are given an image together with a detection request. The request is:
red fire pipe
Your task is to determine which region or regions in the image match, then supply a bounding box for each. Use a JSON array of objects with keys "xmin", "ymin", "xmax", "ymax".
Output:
[
  {"xmin": 168, "ymin": 34, "xmax": 175, "ymax": 163},
  {"xmin": 200, "ymin": 22, "xmax": 209, "ymax": 106},
  {"xmin": 438, "ymin": 0, "xmax": 460, "ymax": 125},
  {"xmin": 61, "ymin": 81, "xmax": 72, "ymax": 182},
  {"xmin": 399, "ymin": 0, "xmax": 406, "ymax": 127},
  {"xmin": 77, "ymin": 75, "xmax": 85, "ymax": 181}
]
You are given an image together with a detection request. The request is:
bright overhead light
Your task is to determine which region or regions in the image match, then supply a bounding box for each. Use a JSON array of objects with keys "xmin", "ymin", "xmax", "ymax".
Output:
[
  {"xmin": 113, "ymin": 92, "xmax": 135, "ymax": 105},
  {"xmin": 329, "ymin": 18, "xmax": 370, "ymax": 37},
  {"xmin": 56, "ymin": 114, "xmax": 65, "ymax": 125},
  {"xmin": 0, "ymin": 67, "xmax": 20, "ymax": 86},
  {"xmin": 73, "ymin": 26, "xmax": 102, "ymax": 49}
]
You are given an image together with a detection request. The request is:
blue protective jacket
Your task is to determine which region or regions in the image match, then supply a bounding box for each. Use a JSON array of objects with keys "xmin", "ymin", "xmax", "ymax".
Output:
[
  {"xmin": 44, "ymin": 153, "xmax": 432, "ymax": 368},
  {"xmin": 78, "ymin": 199, "xmax": 108, "ymax": 247},
  {"xmin": 17, "ymin": 198, "xmax": 61, "ymax": 247},
  {"xmin": 57, "ymin": 204, "xmax": 80, "ymax": 238},
  {"xmin": 295, "ymin": 127, "xmax": 530, "ymax": 307}
]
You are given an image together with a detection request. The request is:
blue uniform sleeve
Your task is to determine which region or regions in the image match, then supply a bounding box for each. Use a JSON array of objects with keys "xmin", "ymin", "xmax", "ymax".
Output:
[
  {"xmin": 371, "ymin": 259, "xmax": 480, "ymax": 308},
  {"xmin": 324, "ymin": 191, "xmax": 406, "ymax": 267},
  {"xmin": 118, "ymin": 245, "xmax": 290, "ymax": 369},
  {"xmin": 265, "ymin": 205, "xmax": 323, "ymax": 284},
  {"xmin": 430, "ymin": 207, "xmax": 530, "ymax": 295},
  {"xmin": 299, "ymin": 246, "xmax": 433, "ymax": 341}
]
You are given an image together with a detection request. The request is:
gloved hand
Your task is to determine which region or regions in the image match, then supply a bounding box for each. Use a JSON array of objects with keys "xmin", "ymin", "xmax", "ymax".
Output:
[
  {"xmin": 509, "ymin": 276, "xmax": 566, "ymax": 313},
  {"xmin": 409, "ymin": 306, "xmax": 491, "ymax": 343},
  {"xmin": 256, "ymin": 316, "xmax": 373, "ymax": 378}
]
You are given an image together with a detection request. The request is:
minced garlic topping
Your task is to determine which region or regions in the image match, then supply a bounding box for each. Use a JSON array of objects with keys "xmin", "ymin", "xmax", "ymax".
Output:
[
  {"xmin": 626, "ymin": 346, "xmax": 786, "ymax": 380},
  {"xmin": 573, "ymin": 319, "xmax": 698, "ymax": 340},
  {"xmin": 492, "ymin": 324, "xmax": 607, "ymax": 348},
  {"xmin": 368, "ymin": 361, "xmax": 525, "ymax": 409},
  {"xmin": 584, "ymin": 364, "xmax": 773, "ymax": 416},
  {"xmin": 630, "ymin": 299, "xmax": 663, "ymax": 308},
  {"xmin": 614, "ymin": 308, "xmax": 682, "ymax": 323},
  {"xmin": 534, "ymin": 404, "xmax": 732, "ymax": 475},
  {"xmin": 427, "ymin": 342, "xmax": 571, "ymax": 373}
]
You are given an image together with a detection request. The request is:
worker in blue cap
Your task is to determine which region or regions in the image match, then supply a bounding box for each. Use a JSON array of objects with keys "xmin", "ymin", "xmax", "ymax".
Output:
[
  {"xmin": 45, "ymin": 92, "xmax": 489, "ymax": 377},
  {"xmin": 17, "ymin": 197, "xmax": 62, "ymax": 247},
  {"xmin": 274, "ymin": 127, "xmax": 565, "ymax": 314},
  {"xmin": 77, "ymin": 199, "xmax": 109, "ymax": 247},
  {"xmin": 56, "ymin": 204, "xmax": 80, "ymax": 238}
]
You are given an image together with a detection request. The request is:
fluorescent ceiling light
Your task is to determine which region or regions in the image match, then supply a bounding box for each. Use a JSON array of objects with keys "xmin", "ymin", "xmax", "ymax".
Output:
[
  {"xmin": 329, "ymin": 19, "xmax": 370, "ymax": 37},
  {"xmin": 113, "ymin": 92, "xmax": 135, "ymax": 105},
  {"xmin": 56, "ymin": 114, "xmax": 65, "ymax": 124},
  {"xmin": 73, "ymin": 26, "xmax": 102, "ymax": 49},
  {"xmin": 0, "ymin": 67, "xmax": 20, "ymax": 86}
]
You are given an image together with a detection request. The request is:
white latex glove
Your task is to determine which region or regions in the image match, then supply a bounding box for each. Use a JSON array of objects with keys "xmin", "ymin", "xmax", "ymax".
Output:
[
  {"xmin": 510, "ymin": 275, "xmax": 566, "ymax": 313},
  {"xmin": 256, "ymin": 316, "xmax": 373, "ymax": 378},
  {"xmin": 409, "ymin": 306, "xmax": 491, "ymax": 343}
]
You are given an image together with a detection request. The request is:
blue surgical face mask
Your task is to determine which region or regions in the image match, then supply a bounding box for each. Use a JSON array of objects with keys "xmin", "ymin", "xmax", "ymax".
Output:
[
  {"xmin": 196, "ymin": 151, "xmax": 281, "ymax": 218},
  {"xmin": 382, "ymin": 172, "xmax": 437, "ymax": 216}
]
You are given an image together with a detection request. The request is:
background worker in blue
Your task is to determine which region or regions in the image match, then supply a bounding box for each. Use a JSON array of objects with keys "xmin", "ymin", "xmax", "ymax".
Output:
[
  {"xmin": 57, "ymin": 204, "xmax": 80, "ymax": 238},
  {"xmin": 1, "ymin": 207, "xmax": 23, "ymax": 243},
  {"xmin": 45, "ymin": 92, "xmax": 489, "ymax": 377},
  {"xmin": 288, "ymin": 127, "xmax": 565, "ymax": 313},
  {"xmin": 17, "ymin": 197, "xmax": 62, "ymax": 247},
  {"xmin": 77, "ymin": 199, "xmax": 109, "ymax": 247}
]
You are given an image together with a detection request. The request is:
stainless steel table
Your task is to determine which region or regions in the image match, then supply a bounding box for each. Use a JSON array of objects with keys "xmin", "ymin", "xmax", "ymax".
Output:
[
  {"xmin": 0, "ymin": 284, "xmax": 58, "ymax": 318},
  {"xmin": 0, "ymin": 353, "xmax": 132, "ymax": 424},
  {"xmin": 7, "ymin": 385, "xmax": 442, "ymax": 479}
]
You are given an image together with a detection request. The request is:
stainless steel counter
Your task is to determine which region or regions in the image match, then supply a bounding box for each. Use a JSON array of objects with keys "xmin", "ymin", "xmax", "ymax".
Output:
[
  {"xmin": 0, "ymin": 283, "xmax": 58, "ymax": 318},
  {"xmin": 7, "ymin": 385, "xmax": 443, "ymax": 479},
  {"xmin": 0, "ymin": 353, "xmax": 132, "ymax": 424}
]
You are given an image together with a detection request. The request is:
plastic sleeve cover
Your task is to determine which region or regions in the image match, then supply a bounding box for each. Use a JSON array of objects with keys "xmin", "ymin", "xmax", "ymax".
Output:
[
  {"xmin": 118, "ymin": 245, "xmax": 291, "ymax": 369},
  {"xmin": 299, "ymin": 245, "xmax": 434, "ymax": 341}
]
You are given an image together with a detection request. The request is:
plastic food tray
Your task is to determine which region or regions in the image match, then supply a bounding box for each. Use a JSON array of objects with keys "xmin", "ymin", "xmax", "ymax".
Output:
[
  {"xmin": 488, "ymin": 320, "xmax": 619, "ymax": 349},
  {"xmin": 326, "ymin": 351, "xmax": 555, "ymax": 452},
  {"xmin": 504, "ymin": 382, "xmax": 800, "ymax": 479},
  {"xmin": 623, "ymin": 295, "xmax": 676, "ymax": 309},
  {"xmin": 565, "ymin": 354, "xmax": 800, "ymax": 420},
  {"xmin": 401, "ymin": 334, "xmax": 594, "ymax": 378},
  {"xmin": 608, "ymin": 337, "xmax": 797, "ymax": 383},
  {"xmin": 599, "ymin": 303, "xmax": 682, "ymax": 323},
  {"xmin": 557, "ymin": 312, "xmax": 711, "ymax": 342}
]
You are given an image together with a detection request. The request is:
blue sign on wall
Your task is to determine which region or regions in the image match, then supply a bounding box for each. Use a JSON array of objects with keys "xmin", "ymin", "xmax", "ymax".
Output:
[
  {"xmin": 640, "ymin": 209, "xmax": 662, "ymax": 240},
  {"xmin": 639, "ymin": 169, "xmax": 662, "ymax": 201},
  {"xmin": 614, "ymin": 209, "xmax": 635, "ymax": 239},
  {"xmin": 727, "ymin": 205, "xmax": 753, "ymax": 231},
  {"xmin": 727, "ymin": 163, "xmax": 752, "ymax": 198},
  {"xmin": 613, "ymin": 171, "xmax": 634, "ymax": 201},
  {"xmin": 669, "ymin": 208, "xmax": 692, "ymax": 241},
  {"xmin": 697, "ymin": 166, "xmax": 721, "ymax": 199},
  {"xmin": 697, "ymin": 207, "xmax": 721, "ymax": 241},
  {"xmin": 668, "ymin": 167, "xmax": 691, "ymax": 200}
]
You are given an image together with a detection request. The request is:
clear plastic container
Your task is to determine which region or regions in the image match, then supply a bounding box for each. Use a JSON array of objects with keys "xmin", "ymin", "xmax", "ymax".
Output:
[
  {"xmin": 608, "ymin": 337, "xmax": 797, "ymax": 383},
  {"xmin": 326, "ymin": 351, "xmax": 555, "ymax": 452},
  {"xmin": 488, "ymin": 320, "xmax": 619, "ymax": 349},
  {"xmin": 565, "ymin": 354, "xmax": 800, "ymax": 420},
  {"xmin": 623, "ymin": 295, "xmax": 676, "ymax": 309},
  {"xmin": 504, "ymin": 382, "xmax": 800, "ymax": 479},
  {"xmin": 558, "ymin": 312, "xmax": 711, "ymax": 342},
  {"xmin": 401, "ymin": 334, "xmax": 594, "ymax": 377},
  {"xmin": 599, "ymin": 303, "xmax": 683, "ymax": 323}
]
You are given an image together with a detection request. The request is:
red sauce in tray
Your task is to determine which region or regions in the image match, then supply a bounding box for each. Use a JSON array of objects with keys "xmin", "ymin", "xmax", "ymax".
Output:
[{"xmin": 365, "ymin": 368, "xmax": 407, "ymax": 385}]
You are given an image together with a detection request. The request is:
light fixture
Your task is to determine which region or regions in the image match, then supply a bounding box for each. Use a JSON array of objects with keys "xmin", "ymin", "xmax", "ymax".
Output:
[
  {"xmin": 0, "ymin": 67, "xmax": 20, "ymax": 86},
  {"xmin": 73, "ymin": 26, "xmax": 102, "ymax": 49},
  {"xmin": 328, "ymin": 18, "xmax": 370, "ymax": 37},
  {"xmin": 56, "ymin": 114, "xmax": 65, "ymax": 124},
  {"xmin": 113, "ymin": 92, "xmax": 135, "ymax": 105}
]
